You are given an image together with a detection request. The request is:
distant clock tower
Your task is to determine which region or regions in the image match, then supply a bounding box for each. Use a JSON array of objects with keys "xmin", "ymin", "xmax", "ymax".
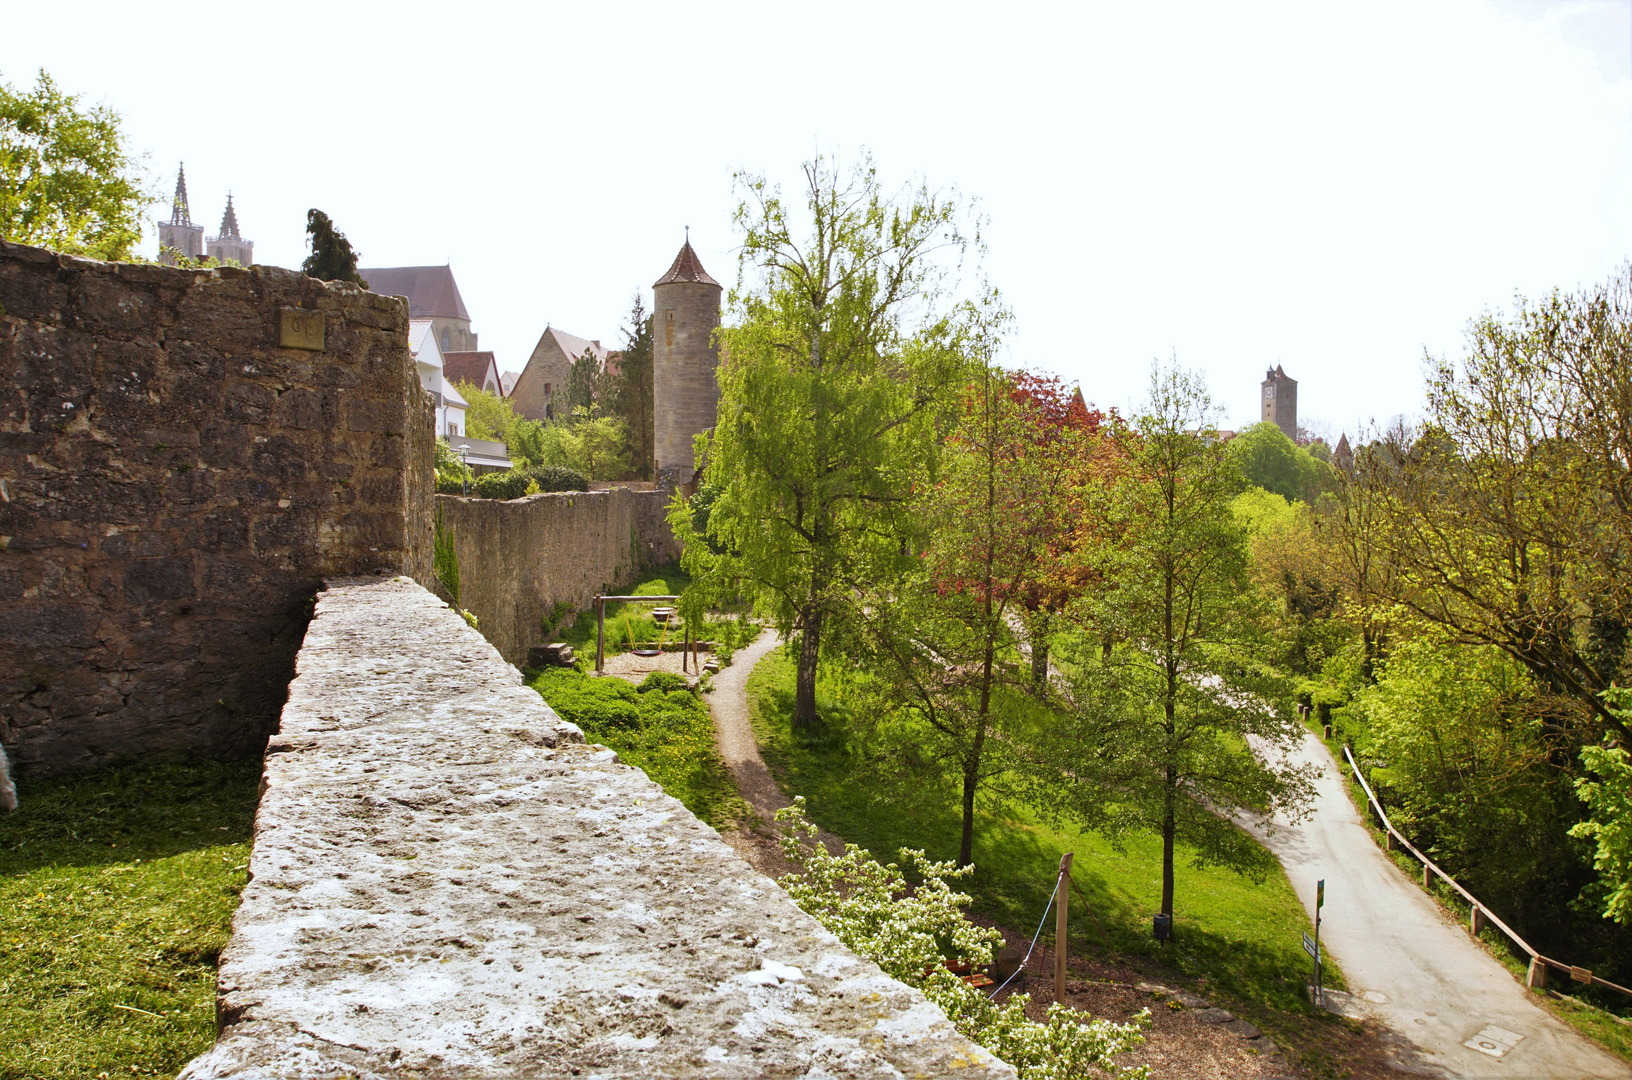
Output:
[{"xmin": 1261, "ymin": 365, "xmax": 1297, "ymax": 441}]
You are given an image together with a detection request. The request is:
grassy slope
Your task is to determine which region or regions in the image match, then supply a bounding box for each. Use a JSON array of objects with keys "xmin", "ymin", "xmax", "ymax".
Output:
[
  {"xmin": 0, "ymin": 759, "xmax": 258, "ymax": 1080},
  {"xmin": 745, "ymin": 652, "xmax": 1335, "ymax": 1015}
]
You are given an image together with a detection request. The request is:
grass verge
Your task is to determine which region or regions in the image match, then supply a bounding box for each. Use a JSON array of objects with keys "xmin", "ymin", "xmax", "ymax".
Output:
[
  {"xmin": 529, "ymin": 667, "xmax": 745, "ymax": 831},
  {"xmin": 745, "ymin": 651, "xmax": 1335, "ymax": 1016},
  {"xmin": 0, "ymin": 758, "xmax": 259, "ymax": 1079}
]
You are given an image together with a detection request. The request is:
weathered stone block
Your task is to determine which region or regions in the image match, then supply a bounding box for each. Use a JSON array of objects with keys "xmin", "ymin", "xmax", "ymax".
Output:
[{"xmin": 179, "ymin": 577, "xmax": 1013, "ymax": 1080}]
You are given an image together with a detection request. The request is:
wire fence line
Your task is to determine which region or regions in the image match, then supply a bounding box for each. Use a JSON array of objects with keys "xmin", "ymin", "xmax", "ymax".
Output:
[
  {"xmin": 988, "ymin": 875, "xmax": 1061, "ymax": 999},
  {"xmin": 1342, "ymin": 743, "xmax": 1632, "ymax": 999}
]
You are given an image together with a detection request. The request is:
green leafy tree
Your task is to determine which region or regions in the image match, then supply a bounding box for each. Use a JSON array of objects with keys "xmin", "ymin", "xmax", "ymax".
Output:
[
  {"xmin": 856, "ymin": 357, "xmax": 1098, "ymax": 867},
  {"xmin": 0, "ymin": 69, "xmax": 150, "ymax": 260},
  {"xmin": 613, "ymin": 293, "xmax": 655, "ymax": 479},
  {"xmin": 301, "ymin": 209, "xmax": 366, "ymax": 285},
  {"xmin": 565, "ymin": 347, "xmax": 612, "ymax": 418},
  {"xmin": 1365, "ymin": 266, "xmax": 1632, "ymax": 741},
  {"xmin": 1047, "ymin": 363, "xmax": 1316, "ymax": 931},
  {"xmin": 1573, "ymin": 691, "xmax": 1632, "ymax": 925},
  {"xmin": 673, "ymin": 152, "xmax": 979, "ymax": 732},
  {"xmin": 1226, "ymin": 421, "xmax": 1328, "ymax": 503}
]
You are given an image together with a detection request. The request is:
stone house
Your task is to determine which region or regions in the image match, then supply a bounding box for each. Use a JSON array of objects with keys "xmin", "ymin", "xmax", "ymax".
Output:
[{"xmin": 509, "ymin": 326, "xmax": 612, "ymax": 422}]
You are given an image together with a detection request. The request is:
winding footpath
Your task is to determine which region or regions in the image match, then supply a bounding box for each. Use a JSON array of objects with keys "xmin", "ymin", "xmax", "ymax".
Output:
[
  {"xmin": 704, "ymin": 630, "xmax": 844, "ymax": 876},
  {"xmin": 1246, "ymin": 730, "xmax": 1630, "ymax": 1079}
]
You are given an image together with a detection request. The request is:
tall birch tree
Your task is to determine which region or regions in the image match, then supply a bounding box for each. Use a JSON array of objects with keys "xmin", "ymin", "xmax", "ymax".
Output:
[{"xmin": 675, "ymin": 153, "xmax": 978, "ymax": 732}]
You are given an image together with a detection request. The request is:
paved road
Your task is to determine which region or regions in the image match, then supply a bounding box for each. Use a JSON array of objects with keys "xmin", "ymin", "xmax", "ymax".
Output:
[{"xmin": 1244, "ymin": 730, "xmax": 1630, "ymax": 1079}]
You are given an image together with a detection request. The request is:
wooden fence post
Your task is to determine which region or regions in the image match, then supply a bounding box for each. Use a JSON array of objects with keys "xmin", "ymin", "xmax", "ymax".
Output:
[
  {"xmin": 1527, "ymin": 956, "xmax": 1548, "ymax": 990},
  {"xmin": 596, "ymin": 596, "xmax": 606, "ymax": 674},
  {"xmin": 1471, "ymin": 906, "xmax": 1486, "ymax": 936},
  {"xmin": 1055, "ymin": 853, "xmax": 1074, "ymax": 1003},
  {"xmin": 1421, "ymin": 863, "xmax": 1431, "ymax": 889}
]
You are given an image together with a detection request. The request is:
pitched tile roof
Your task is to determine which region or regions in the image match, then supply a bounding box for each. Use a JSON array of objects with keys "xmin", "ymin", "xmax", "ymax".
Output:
[
  {"xmin": 358, "ymin": 265, "xmax": 472, "ymax": 321},
  {"xmin": 442, "ymin": 351, "xmax": 501, "ymax": 393},
  {"xmin": 653, "ymin": 240, "xmax": 720, "ymax": 288}
]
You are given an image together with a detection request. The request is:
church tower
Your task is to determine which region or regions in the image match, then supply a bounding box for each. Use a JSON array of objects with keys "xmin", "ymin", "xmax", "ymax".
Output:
[
  {"xmin": 157, "ymin": 164, "xmax": 204, "ymax": 265},
  {"xmin": 207, "ymin": 194, "xmax": 254, "ymax": 266},
  {"xmin": 1261, "ymin": 364, "xmax": 1298, "ymax": 441},
  {"xmin": 652, "ymin": 236, "xmax": 722, "ymax": 485}
]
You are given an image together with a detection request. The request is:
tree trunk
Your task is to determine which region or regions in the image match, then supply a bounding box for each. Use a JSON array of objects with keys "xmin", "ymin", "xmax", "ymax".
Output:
[
  {"xmin": 960, "ymin": 756, "xmax": 980, "ymax": 867},
  {"xmin": 793, "ymin": 605, "xmax": 823, "ymax": 734},
  {"xmin": 1030, "ymin": 613, "xmax": 1050, "ymax": 692},
  {"xmin": 1161, "ymin": 766, "xmax": 1177, "ymax": 920}
]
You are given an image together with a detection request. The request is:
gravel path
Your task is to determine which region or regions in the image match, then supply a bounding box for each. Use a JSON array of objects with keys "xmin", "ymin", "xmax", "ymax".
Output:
[
  {"xmin": 705, "ymin": 629, "xmax": 842, "ymax": 876},
  {"xmin": 1246, "ymin": 730, "xmax": 1630, "ymax": 1079}
]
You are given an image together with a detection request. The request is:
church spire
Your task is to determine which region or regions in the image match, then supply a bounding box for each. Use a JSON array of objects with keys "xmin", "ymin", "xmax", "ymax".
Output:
[
  {"xmin": 218, "ymin": 193, "xmax": 240, "ymax": 239},
  {"xmin": 170, "ymin": 163, "xmax": 192, "ymax": 226}
]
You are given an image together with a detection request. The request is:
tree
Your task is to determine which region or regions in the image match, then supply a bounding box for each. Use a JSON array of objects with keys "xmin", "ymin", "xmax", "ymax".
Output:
[
  {"xmin": 1365, "ymin": 265, "xmax": 1632, "ymax": 742},
  {"xmin": 301, "ymin": 209, "xmax": 366, "ymax": 285},
  {"xmin": 674, "ymin": 153, "xmax": 979, "ymax": 732},
  {"xmin": 613, "ymin": 293, "xmax": 655, "ymax": 480},
  {"xmin": 0, "ymin": 69, "xmax": 150, "ymax": 260},
  {"xmin": 855, "ymin": 359, "xmax": 1102, "ymax": 865},
  {"xmin": 1046, "ymin": 363, "xmax": 1316, "ymax": 932},
  {"xmin": 1226, "ymin": 421, "xmax": 1328, "ymax": 503}
]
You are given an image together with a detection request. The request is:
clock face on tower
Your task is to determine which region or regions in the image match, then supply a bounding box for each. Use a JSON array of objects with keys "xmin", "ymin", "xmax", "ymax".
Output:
[{"xmin": 1265, "ymin": 387, "xmax": 1274, "ymax": 400}]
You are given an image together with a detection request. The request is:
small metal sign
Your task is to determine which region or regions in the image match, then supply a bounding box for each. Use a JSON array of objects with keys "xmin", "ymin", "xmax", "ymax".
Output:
[
  {"xmin": 1316, "ymin": 879, "xmax": 1325, "ymax": 909},
  {"xmin": 279, "ymin": 308, "xmax": 325, "ymax": 351},
  {"xmin": 1303, "ymin": 932, "xmax": 1321, "ymax": 962}
]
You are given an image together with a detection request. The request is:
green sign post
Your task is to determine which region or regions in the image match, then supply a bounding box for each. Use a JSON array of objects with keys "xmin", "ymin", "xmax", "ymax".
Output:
[{"xmin": 1312, "ymin": 879, "xmax": 1325, "ymax": 1004}]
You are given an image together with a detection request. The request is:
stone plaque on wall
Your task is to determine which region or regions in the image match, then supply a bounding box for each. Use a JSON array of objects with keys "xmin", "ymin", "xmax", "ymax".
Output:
[{"xmin": 280, "ymin": 309, "xmax": 325, "ymax": 351}]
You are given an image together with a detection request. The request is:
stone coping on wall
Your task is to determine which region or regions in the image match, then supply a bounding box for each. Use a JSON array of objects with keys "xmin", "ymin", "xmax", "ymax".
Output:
[{"xmin": 181, "ymin": 575, "xmax": 1014, "ymax": 1079}]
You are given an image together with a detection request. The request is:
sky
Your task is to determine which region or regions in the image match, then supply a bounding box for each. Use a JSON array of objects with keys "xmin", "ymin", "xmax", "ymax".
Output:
[{"xmin": 4, "ymin": 0, "xmax": 1629, "ymax": 440}]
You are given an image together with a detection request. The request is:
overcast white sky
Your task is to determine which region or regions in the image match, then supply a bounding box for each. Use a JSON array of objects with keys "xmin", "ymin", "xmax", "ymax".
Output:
[{"xmin": 4, "ymin": 1, "xmax": 1629, "ymax": 438}]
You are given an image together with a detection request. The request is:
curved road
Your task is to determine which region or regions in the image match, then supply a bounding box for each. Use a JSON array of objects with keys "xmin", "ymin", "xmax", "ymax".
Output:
[{"xmin": 1246, "ymin": 731, "xmax": 1629, "ymax": 1079}]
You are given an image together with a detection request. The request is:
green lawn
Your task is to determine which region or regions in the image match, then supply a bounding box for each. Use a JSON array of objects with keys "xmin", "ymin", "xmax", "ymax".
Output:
[
  {"xmin": 529, "ymin": 667, "xmax": 745, "ymax": 831},
  {"xmin": 746, "ymin": 652, "xmax": 1337, "ymax": 1014},
  {"xmin": 0, "ymin": 758, "xmax": 259, "ymax": 1080}
]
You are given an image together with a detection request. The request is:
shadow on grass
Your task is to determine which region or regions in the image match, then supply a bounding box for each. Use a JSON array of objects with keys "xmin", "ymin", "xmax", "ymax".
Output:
[
  {"xmin": 0, "ymin": 756, "xmax": 260, "ymax": 876},
  {"xmin": 746, "ymin": 652, "xmax": 1331, "ymax": 1015}
]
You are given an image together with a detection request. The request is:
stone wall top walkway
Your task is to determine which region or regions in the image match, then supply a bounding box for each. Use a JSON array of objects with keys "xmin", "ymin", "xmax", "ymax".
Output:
[{"xmin": 182, "ymin": 575, "xmax": 1013, "ymax": 1079}]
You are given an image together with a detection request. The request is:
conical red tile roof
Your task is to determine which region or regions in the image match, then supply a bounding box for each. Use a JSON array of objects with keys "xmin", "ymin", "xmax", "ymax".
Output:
[{"xmin": 654, "ymin": 240, "xmax": 719, "ymax": 288}]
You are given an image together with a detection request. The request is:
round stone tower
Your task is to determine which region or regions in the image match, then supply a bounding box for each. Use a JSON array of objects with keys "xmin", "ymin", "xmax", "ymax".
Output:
[{"xmin": 652, "ymin": 238, "xmax": 722, "ymax": 485}]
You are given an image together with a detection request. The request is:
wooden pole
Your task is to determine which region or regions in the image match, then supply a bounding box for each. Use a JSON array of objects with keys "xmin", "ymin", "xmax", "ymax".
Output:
[
  {"xmin": 1055, "ymin": 852, "xmax": 1074, "ymax": 1003},
  {"xmin": 596, "ymin": 596, "xmax": 606, "ymax": 674},
  {"xmin": 682, "ymin": 622, "xmax": 689, "ymax": 673}
]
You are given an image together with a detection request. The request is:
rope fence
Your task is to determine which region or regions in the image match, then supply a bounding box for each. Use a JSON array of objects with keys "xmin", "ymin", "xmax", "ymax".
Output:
[{"xmin": 1342, "ymin": 743, "xmax": 1632, "ymax": 998}]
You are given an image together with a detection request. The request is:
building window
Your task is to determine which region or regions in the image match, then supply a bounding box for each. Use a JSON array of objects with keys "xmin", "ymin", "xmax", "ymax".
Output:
[
  {"xmin": 447, "ymin": 423, "xmax": 459, "ymax": 437},
  {"xmin": 441, "ymin": 328, "xmax": 451, "ymax": 351},
  {"xmin": 665, "ymin": 309, "xmax": 675, "ymax": 347}
]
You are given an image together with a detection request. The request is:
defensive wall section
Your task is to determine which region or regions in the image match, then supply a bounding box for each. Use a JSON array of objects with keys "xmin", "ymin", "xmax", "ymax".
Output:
[
  {"xmin": 0, "ymin": 241, "xmax": 435, "ymax": 774},
  {"xmin": 181, "ymin": 575, "xmax": 1010, "ymax": 1079},
  {"xmin": 433, "ymin": 487, "xmax": 678, "ymax": 667}
]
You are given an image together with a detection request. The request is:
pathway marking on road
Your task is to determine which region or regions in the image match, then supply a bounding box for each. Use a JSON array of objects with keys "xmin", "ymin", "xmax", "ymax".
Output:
[{"xmin": 1464, "ymin": 1024, "xmax": 1524, "ymax": 1059}]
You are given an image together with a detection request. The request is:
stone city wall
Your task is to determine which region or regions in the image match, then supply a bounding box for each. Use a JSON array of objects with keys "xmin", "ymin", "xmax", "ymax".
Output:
[
  {"xmin": 433, "ymin": 487, "xmax": 679, "ymax": 667},
  {"xmin": 0, "ymin": 240, "xmax": 434, "ymax": 774},
  {"xmin": 180, "ymin": 575, "xmax": 1012, "ymax": 1080}
]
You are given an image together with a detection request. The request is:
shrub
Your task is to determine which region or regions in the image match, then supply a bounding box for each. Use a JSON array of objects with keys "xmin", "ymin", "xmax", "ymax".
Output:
[
  {"xmin": 435, "ymin": 476, "xmax": 468, "ymax": 495},
  {"xmin": 473, "ymin": 470, "xmax": 531, "ymax": 500},
  {"xmin": 774, "ymin": 800, "xmax": 1150, "ymax": 1080},
  {"xmin": 638, "ymin": 671, "xmax": 690, "ymax": 695},
  {"xmin": 527, "ymin": 464, "xmax": 590, "ymax": 493}
]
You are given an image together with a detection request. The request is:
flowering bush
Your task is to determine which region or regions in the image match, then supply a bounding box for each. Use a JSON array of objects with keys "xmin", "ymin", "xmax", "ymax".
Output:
[{"xmin": 775, "ymin": 800, "xmax": 1150, "ymax": 1079}]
